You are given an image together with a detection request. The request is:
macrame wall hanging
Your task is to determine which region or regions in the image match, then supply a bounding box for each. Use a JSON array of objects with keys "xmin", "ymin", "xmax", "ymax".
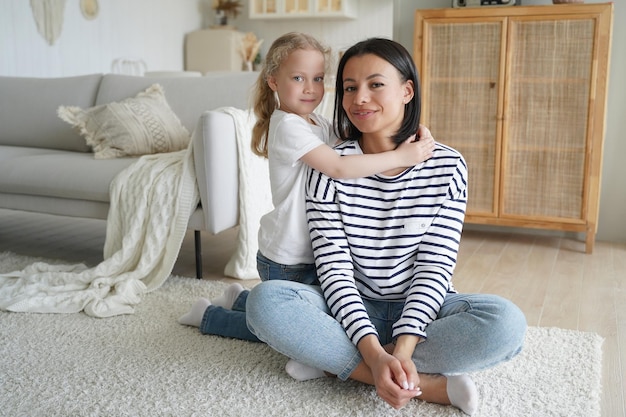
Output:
[{"xmin": 30, "ymin": 0, "xmax": 67, "ymax": 45}]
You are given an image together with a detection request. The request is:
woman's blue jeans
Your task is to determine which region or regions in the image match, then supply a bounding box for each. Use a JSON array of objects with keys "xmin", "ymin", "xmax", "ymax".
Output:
[
  {"xmin": 246, "ymin": 280, "xmax": 527, "ymax": 380},
  {"xmin": 198, "ymin": 251, "xmax": 318, "ymax": 341}
]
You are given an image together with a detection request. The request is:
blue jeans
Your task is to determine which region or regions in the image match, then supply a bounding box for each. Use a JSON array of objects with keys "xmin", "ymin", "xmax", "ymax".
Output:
[
  {"xmin": 246, "ymin": 280, "xmax": 527, "ymax": 380},
  {"xmin": 199, "ymin": 252, "xmax": 318, "ymax": 341}
]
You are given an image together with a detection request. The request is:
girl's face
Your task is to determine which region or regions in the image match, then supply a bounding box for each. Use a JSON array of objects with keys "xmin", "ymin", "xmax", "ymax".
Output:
[
  {"xmin": 267, "ymin": 48, "xmax": 325, "ymax": 120},
  {"xmin": 341, "ymin": 53, "xmax": 413, "ymax": 140}
]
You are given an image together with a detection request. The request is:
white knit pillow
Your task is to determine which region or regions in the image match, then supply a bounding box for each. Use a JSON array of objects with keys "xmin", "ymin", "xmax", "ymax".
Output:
[{"xmin": 58, "ymin": 84, "xmax": 190, "ymax": 159}]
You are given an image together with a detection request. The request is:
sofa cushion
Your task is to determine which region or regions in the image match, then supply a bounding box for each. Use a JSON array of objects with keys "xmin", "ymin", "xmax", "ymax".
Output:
[
  {"xmin": 96, "ymin": 72, "xmax": 259, "ymax": 133},
  {"xmin": 58, "ymin": 84, "xmax": 190, "ymax": 159},
  {"xmin": 0, "ymin": 146, "xmax": 137, "ymax": 202},
  {"xmin": 0, "ymin": 74, "xmax": 102, "ymax": 152}
]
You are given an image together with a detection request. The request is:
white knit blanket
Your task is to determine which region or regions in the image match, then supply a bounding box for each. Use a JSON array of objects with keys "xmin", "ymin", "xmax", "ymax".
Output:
[
  {"xmin": 0, "ymin": 107, "xmax": 270, "ymax": 316},
  {"xmin": 219, "ymin": 107, "xmax": 272, "ymax": 280},
  {"xmin": 0, "ymin": 143, "xmax": 199, "ymax": 316}
]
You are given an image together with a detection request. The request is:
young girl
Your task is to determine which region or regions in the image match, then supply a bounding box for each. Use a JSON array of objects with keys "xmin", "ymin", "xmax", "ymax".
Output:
[
  {"xmin": 245, "ymin": 38, "xmax": 526, "ymax": 414},
  {"xmin": 179, "ymin": 32, "xmax": 434, "ymax": 355}
]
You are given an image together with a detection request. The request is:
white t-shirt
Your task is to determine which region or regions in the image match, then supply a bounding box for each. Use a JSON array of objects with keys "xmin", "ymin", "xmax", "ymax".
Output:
[{"xmin": 257, "ymin": 110, "xmax": 336, "ymax": 265}]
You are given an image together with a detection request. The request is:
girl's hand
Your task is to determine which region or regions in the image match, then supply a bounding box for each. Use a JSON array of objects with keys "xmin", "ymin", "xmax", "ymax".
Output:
[
  {"xmin": 396, "ymin": 125, "xmax": 435, "ymax": 166},
  {"xmin": 417, "ymin": 124, "xmax": 434, "ymax": 142}
]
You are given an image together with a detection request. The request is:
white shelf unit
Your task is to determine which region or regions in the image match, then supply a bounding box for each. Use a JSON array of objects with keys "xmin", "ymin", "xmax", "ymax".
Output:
[{"xmin": 249, "ymin": 0, "xmax": 356, "ymax": 19}]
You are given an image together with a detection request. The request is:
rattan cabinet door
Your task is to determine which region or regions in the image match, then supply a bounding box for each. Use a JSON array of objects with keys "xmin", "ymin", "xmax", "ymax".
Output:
[
  {"xmin": 415, "ymin": 4, "xmax": 612, "ymax": 253},
  {"xmin": 419, "ymin": 18, "xmax": 504, "ymax": 216},
  {"xmin": 501, "ymin": 16, "xmax": 595, "ymax": 221}
]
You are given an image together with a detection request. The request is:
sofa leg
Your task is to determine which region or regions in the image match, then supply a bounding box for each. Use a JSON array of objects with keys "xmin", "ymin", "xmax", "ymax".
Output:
[{"xmin": 194, "ymin": 230, "xmax": 202, "ymax": 279}]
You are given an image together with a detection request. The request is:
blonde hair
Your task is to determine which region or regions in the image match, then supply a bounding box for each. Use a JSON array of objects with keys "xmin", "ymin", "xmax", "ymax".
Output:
[{"xmin": 251, "ymin": 32, "xmax": 330, "ymax": 158}]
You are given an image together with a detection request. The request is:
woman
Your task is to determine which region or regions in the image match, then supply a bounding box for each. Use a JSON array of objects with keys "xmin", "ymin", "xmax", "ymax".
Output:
[
  {"xmin": 246, "ymin": 38, "xmax": 526, "ymax": 415},
  {"xmin": 179, "ymin": 32, "xmax": 433, "ymax": 345}
]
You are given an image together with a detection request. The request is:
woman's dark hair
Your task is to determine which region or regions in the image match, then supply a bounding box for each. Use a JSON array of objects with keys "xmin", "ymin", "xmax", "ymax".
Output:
[{"xmin": 334, "ymin": 38, "xmax": 421, "ymax": 146}]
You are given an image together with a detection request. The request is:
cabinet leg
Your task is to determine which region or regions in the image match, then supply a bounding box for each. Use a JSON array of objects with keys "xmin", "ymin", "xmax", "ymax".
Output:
[{"xmin": 585, "ymin": 228, "xmax": 595, "ymax": 254}]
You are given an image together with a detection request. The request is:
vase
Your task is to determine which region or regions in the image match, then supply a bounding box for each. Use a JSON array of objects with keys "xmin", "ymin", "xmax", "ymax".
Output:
[
  {"xmin": 243, "ymin": 61, "xmax": 253, "ymax": 71},
  {"xmin": 215, "ymin": 10, "xmax": 228, "ymax": 26}
]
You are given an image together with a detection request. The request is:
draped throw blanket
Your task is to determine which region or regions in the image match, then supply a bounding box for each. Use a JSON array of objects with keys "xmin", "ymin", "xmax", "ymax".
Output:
[
  {"xmin": 0, "ymin": 107, "xmax": 271, "ymax": 316},
  {"xmin": 220, "ymin": 107, "xmax": 272, "ymax": 280},
  {"xmin": 0, "ymin": 143, "xmax": 199, "ymax": 316}
]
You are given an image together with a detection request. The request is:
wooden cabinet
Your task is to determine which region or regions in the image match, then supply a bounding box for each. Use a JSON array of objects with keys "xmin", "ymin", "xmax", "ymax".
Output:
[
  {"xmin": 249, "ymin": 0, "xmax": 356, "ymax": 19},
  {"xmin": 413, "ymin": 4, "xmax": 613, "ymax": 253}
]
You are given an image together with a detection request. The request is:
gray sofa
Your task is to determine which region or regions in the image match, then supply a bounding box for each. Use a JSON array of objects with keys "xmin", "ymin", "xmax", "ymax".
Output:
[{"xmin": 0, "ymin": 72, "xmax": 260, "ymax": 278}]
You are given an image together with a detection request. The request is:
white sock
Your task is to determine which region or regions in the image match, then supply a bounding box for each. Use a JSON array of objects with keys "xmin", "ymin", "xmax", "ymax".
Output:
[
  {"xmin": 285, "ymin": 359, "xmax": 326, "ymax": 381},
  {"xmin": 178, "ymin": 298, "xmax": 211, "ymax": 327},
  {"xmin": 211, "ymin": 283, "xmax": 245, "ymax": 309},
  {"xmin": 446, "ymin": 374, "xmax": 479, "ymax": 415}
]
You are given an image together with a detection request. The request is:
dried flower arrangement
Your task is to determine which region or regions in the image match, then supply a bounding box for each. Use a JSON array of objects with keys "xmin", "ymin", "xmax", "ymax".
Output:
[{"xmin": 239, "ymin": 32, "xmax": 264, "ymax": 70}]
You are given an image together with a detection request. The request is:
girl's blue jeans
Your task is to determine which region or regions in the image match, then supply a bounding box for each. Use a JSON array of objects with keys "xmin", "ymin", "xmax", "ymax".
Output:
[
  {"xmin": 198, "ymin": 251, "xmax": 318, "ymax": 341},
  {"xmin": 246, "ymin": 280, "xmax": 527, "ymax": 379}
]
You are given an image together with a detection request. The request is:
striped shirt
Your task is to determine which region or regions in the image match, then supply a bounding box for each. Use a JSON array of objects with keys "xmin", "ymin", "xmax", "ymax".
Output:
[{"xmin": 305, "ymin": 140, "xmax": 468, "ymax": 346}]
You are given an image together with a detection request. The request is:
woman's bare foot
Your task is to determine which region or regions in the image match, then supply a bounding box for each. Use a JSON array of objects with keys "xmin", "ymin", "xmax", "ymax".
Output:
[{"xmin": 417, "ymin": 374, "xmax": 450, "ymax": 404}]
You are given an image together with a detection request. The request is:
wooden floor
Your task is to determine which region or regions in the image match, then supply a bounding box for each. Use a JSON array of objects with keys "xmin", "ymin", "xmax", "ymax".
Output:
[{"xmin": 0, "ymin": 208, "xmax": 624, "ymax": 416}]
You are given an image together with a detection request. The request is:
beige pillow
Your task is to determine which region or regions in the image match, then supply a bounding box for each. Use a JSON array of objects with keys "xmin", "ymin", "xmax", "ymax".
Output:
[{"xmin": 58, "ymin": 84, "xmax": 190, "ymax": 159}]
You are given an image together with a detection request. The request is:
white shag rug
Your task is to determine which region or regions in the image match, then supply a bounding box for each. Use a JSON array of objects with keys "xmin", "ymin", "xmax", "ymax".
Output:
[{"xmin": 0, "ymin": 252, "xmax": 603, "ymax": 417}]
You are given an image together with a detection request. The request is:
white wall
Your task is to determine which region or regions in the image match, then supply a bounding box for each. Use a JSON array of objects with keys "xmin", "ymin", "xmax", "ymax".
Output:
[
  {"xmin": 0, "ymin": 0, "xmax": 206, "ymax": 76},
  {"xmin": 394, "ymin": 0, "xmax": 626, "ymax": 244}
]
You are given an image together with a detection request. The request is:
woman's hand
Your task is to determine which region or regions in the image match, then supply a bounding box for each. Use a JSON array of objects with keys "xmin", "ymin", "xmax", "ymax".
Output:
[
  {"xmin": 392, "ymin": 334, "xmax": 421, "ymax": 390},
  {"xmin": 369, "ymin": 350, "xmax": 422, "ymax": 409},
  {"xmin": 358, "ymin": 335, "xmax": 422, "ymax": 409}
]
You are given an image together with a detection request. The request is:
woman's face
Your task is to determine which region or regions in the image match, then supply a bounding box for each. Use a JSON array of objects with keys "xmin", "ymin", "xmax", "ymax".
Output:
[
  {"xmin": 267, "ymin": 48, "xmax": 326, "ymax": 120},
  {"xmin": 341, "ymin": 53, "xmax": 413, "ymax": 139}
]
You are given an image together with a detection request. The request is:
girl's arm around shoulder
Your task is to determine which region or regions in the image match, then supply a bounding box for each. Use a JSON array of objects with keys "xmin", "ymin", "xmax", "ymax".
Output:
[{"xmin": 301, "ymin": 126, "xmax": 435, "ymax": 180}]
